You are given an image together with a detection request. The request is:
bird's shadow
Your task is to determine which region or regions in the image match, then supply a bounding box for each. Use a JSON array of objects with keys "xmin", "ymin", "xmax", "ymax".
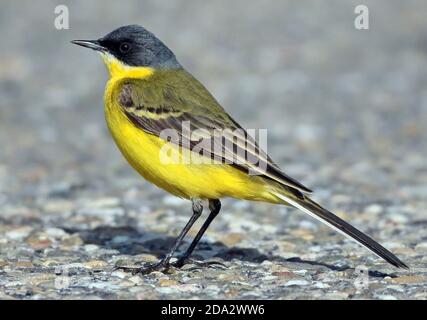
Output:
[{"xmin": 68, "ymin": 225, "xmax": 396, "ymax": 279}]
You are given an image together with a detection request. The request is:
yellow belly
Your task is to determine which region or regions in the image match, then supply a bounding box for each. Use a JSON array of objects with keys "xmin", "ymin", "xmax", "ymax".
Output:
[{"xmin": 104, "ymin": 80, "xmax": 279, "ymax": 202}]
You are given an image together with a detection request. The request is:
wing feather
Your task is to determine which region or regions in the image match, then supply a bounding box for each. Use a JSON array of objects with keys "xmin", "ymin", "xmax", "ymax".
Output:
[{"xmin": 116, "ymin": 72, "xmax": 312, "ymax": 194}]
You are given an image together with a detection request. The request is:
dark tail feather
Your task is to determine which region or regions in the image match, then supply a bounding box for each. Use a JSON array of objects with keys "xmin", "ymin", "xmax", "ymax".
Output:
[{"xmin": 274, "ymin": 192, "xmax": 408, "ymax": 269}]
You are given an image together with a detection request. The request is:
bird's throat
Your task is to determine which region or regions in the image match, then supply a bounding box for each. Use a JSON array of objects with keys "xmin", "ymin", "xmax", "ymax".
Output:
[{"xmin": 101, "ymin": 52, "xmax": 155, "ymax": 80}]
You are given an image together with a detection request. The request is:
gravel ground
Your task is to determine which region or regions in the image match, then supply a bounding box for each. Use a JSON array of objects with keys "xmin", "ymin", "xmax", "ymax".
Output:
[{"xmin": 0, "ymin": 0, "xmax": 426, "ymax": 299}]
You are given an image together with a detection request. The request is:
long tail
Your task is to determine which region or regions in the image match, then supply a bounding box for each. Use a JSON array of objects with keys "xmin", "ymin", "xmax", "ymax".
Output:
[{"xmin": 273, "ymin": 192, "xmax": 408, "ymax": 269}]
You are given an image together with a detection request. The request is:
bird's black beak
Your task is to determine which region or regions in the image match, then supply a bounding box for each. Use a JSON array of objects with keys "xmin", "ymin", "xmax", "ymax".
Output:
[{"xmin": 71, "ymin": 39, "xmax": 105, "ymax": 52}]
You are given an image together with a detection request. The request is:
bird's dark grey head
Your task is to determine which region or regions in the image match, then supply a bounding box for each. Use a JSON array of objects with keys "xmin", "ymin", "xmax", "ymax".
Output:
[{"xmin": 73, "ymin": 25, "xmax": 181, "ymax": 69}]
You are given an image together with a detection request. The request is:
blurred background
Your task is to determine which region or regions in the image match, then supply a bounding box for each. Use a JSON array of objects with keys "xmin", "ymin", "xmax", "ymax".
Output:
[{"xmin": 0, "ymin": 0, "xmax": 426, "ymax": 299}]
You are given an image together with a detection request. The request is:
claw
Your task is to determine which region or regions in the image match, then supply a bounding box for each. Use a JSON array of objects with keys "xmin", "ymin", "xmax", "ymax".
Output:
[
  {"xmin": 114, "ymin": 258, "xmax": 226, "ymax": 275},
  {"xmin": 114, "ymin": 259, "xmax": 172, "ymax": 275},
  {"xmin": 172, "ymin": 257, "xmax": 227, "ymax": 270}
]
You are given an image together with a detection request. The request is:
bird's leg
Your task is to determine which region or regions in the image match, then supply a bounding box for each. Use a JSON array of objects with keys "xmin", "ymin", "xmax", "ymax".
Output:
[
  {"xmin": 116, "ymin": 198, "xmax": 203, "ymax": 275},
  {"xmin": 172, "ymin": 199, "xmax": 225, "ymax": 269}
]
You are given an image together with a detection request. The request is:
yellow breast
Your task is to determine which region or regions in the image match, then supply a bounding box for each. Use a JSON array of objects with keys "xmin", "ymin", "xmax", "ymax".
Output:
[{"xmin": 101, "ymin": 54, "xmax": 278, "ymax": 202}]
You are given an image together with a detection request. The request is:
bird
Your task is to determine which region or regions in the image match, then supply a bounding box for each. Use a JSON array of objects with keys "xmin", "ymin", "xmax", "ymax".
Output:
[{"xmin": 72, "ymin": 25, "xmax": 408, "ymax": 274}]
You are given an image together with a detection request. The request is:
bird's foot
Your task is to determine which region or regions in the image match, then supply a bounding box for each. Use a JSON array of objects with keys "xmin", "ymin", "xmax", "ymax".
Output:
[
  {"xmin": 114, "ymin": 257, "xmax": 227, "ymax": 275},
  {"xmin": 171, "ymin": 257, "xmax": 227, "ymax": 270},
  {"xmin": 114, "ymin": 259, "xmax": 172, "ymax": 275}
]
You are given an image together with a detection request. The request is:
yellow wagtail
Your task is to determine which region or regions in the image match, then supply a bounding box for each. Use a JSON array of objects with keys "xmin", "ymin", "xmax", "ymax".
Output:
[{"xmin": 72, "ymin": 25, "xmax": 407, "ymax": 273}]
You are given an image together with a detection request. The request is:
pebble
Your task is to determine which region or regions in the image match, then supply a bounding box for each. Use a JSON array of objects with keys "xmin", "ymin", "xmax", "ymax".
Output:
[
  {"xmin": 262, "ymin": 275, "xmax": 278, "ymax": 281},
  {"xmin": 5, "ymin": 227, "xmax": 33, "ymax": 240},
  {"xmin": 293, "ymin": 270, "xmax": 308, "ymax": 276},
  {"xmin": 87, "ymin": 197, "xmax": 121, "ymax": 208},
  {"xmin": 61, "ymin": 235, "xmax": 84, "ymax": 248},
  {"xmin": 0, "ymin": 259, "xmax": 8, "ymax": 268},
  {"xmin": 290, "ymin": 229, "xmax": 314, "ymax": 241},
  {"xmin": 365, "ymin": 204, "xmax": 383, "ymax": 215},
  {"xmin": 313, "ymin": 282, "xmax": 330, "ymax": 289},
  {"xmin": 15, "ymin": 261, "xmax": 34, "ymax": 268},
  {"xmin": 26, "ymin": 234, "xmax": 53, "ymax": 250},
  {"xmin": 158, "ymin": 279, "xmax": 178, "ymax": 287},
  {"xmin": 45, "ymin": 228, "xmax": 68, "ymax": 239},
  {"xmin": 128, "ymin": 276, "xmax": 143, "ymax": 286},
  {"xmin": 390, "ymin": 276, "xmax": 425, "ymax": 285},
  {"xmin": 156, "ymin": 287, "xmax": 175, "ymax": 295},
  {"xmin": 388, "ymin": 214, "xmax": 409, "ymax": 224},
  {"xmin": 175, "ymin": 284, "xmax": 201, "ymax": 293},
  {"xmin": 284, "ymin": 280, "xmax": 310, "ymax": 287},
  {"xmin": 42, "ymin": 200, "xmax": 74, "ymax": 213},
  {"xmin": 84, "ymin": 260, "xmax": 108, "ymax": 270},
  {"xmin": 27, "ymin": 274, "xmax": 56, "ymax": 286},
  {"xmin": 415, "ymin": 242, "xmax": 427, "ymax": 251},
  {"xmin": 84, "ymin": 244, "xmax": 100, "ymax": 253},
  {"xmin": 111, "ymin": 271, "xmax": 128, "ymax": 279}
]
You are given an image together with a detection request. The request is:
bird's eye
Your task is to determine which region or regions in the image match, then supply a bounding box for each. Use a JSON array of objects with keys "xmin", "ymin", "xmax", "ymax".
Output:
[{"xmin": 119, "ymin": 42, "xmax": 131, "ymax": 53}]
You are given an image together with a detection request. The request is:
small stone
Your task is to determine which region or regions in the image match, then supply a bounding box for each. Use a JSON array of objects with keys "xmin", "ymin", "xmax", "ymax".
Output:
[
  {"xmin": 415, "ymin": 242, "xmax": 427, "ymax": 251},
  {"xmin": 5, "ymin": 227, "xmax": 33, "ymax": 240},
  {"xmin": 365, "ymin": 204, "xmax": 383, "ymax": 215},
  {"xmin": 156, "ymin": 287, "xmax": 175, "ymax": 295},
  {"xmin": 390, "ymin": 275, "xmax": 425, "ymax": 284},
  {"xmin": 262, "ymin": 275, "xmax": 278, "ymax": 281},
  {"xmin": 313, "ymin": 281, "xmax": 330, "ymax": 289},
  {"xmin": 149, "ymin": 271, "xmax": 165, "ymax": 278},
  {"xmin": 176, "ymin": 284, "xmax": 200, "ymax": 293},
  {"xmin": 393, "ymin": 247, "xmax": 416, "ymax": 255},
  {"xmin": 158, "ymin": 279, "xmax": 178, "ymax": 287},
  {"xmin": 28, "ymin": 274, "xmax": 56, "ymax": 286},
  {"xmin": 88, "ymin": 197, "xmax": 121, "ymax": 208},
  {"xmin": 111, "ymin": 270, "xmax": 128, "ymax": 279},
  {"xmin": 128, "ymin": 275, "xmax": 143, "ymax": 285},
  {"xmin": 284, "ymin": 279, "xmax": 310, "ymax": 286},
  {"xmin": 26, "ymin": 234, "xmax": 52, "ymax": 250},
  {"xmin": 293, "ymin": 270, "xmax": 308, "ymax": 276},
  {"xmin": 290, "ymin": 229, "xmax": 314, "ymax": 241},
  {"xmin": 134, "ymin": 254, "xmax": 160, "ymax": 263},
  {"xmin": 270, "ymin": 265, "xmax": 297, "ymax": 279},
  {"xmin": 45, "ymin": 228, "xmax": 67, "ymax": 239},
  {"xmin": 218, "ymin": 273, "xmax": 246, "ymax": 282},
  {"xmin": 273, "ymin": 271, "xmax": 297, "ymax": 278},
  {"xmin": 42, "ymin": 200, "xmax": 74, "ymax": 213},
  {"xmin": 84, "ymin": 260, "xmax": 108, "ymax": 270},
  {"xmin": 386, "ymin": 285, "xmax": 404, "ymax": 292},
  {"xmin": 39, "ymin": 259, "xmax": 60, "ymax": 267},
  {"xmin": 15, "ymin": 261, "xmax": 34, "ymax": 268},
  {"xmin": 388, "ymin": 214, "xmax": 409, "ymax": 224},
  {"xmin": 84, "ymin": 244, "xmax": 99, "ymax": 253},
  {"xmin": 61, "ymin": 234, "xmax": 83, "ymax": 248}
]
